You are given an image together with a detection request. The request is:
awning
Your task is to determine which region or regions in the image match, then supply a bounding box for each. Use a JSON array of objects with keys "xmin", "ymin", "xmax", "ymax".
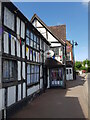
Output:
[{"xmin": 45, "ymin": 58, "xmax": 65, "ymax": 68}]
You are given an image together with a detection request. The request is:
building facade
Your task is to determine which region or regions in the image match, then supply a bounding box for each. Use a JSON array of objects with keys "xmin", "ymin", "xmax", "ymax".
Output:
[
  {"xmin": 47, "ymin": 25, "xmax": 74, "ymax": 80},
  {"xmin": 0, "ymin": 2, "xmax": 50, "ymax": 119},
  {"xmin": 31, "ymin": 14, "xmax": 67, "ymax": 88}
]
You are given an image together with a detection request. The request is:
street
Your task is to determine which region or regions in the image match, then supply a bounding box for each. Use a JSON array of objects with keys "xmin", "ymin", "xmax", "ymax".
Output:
[{"xmin": 10, "ymin": 75, "xmax": 88, "ymax": 118}]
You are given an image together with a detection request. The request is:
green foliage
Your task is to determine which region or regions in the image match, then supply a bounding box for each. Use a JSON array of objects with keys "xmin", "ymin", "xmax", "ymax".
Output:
[
  {"xmin": 75, "ymin": 61, "xmax": 82, "ymax": 70},
  {"xmin": 83, "ymin": 60, "xmax": 90, "ymax": 66}
]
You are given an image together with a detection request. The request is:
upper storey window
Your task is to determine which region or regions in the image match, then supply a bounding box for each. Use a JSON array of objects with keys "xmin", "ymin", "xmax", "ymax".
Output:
[{"xmin": 4, "ymin": 7, "xmax": 15, "ymax": 31}]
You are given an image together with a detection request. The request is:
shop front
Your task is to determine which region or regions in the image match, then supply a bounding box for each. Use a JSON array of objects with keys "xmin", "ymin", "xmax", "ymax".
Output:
[
  {"xmin": 50, "ymin": 68, "xmax": 63, "ymax": 87},
  {"xmin": 45, "ymin": 58, "xmax": 66, "ymax": 88}
]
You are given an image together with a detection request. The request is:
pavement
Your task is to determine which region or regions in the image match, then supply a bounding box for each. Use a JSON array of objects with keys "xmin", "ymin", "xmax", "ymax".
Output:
[{"xmin": 10, "ymin": 74, "xmax": 88, "ymax": 119}]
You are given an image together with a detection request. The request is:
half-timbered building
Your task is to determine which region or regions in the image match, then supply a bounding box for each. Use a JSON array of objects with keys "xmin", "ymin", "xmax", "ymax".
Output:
[
  {"xmin": 31, "ymin": 14, "xmax": 67, "ymax": 89},
  {"xmin": 0, "ymin": 2, "xmax": 50, "ymax": 119}
]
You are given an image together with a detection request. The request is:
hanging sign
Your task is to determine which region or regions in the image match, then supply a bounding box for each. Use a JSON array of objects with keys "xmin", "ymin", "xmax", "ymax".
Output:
[{"xmin": 44, "ymin": 50, "xmax": 54, "ymax": 58}]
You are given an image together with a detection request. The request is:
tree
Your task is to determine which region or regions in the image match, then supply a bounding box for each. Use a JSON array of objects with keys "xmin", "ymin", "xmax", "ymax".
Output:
[
  {"xmin": 75, "ymin": 61, "xmax": 82, "ymax": 70},
  {"xmin": 83, "ymin": 60, "xmax": 90, "ymax": 66}
]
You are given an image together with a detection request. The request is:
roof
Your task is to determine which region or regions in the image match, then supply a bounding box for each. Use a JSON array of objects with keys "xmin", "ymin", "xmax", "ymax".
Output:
[
  {"xmin": 66, "ymin": 40, "xmax": 73, "ymax": 52},
  {"xmin": 48, "ymin": 25, "xmax": 66, "ymax": 42},
  {"xmin": 31, "ymin": 14, "xmax": 65, "ymax": 46},
  {"xmin": 45, "ymin": 58, "xmax": 64, "ymax": 68}
]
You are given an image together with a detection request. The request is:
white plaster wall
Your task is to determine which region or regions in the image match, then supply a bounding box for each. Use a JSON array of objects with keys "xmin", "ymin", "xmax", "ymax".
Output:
[
  {"xmin": 18, "ymin": 84, "xmax": 21, "ymax": 101},
  {"xmin": 22, "ymin": 62, "xmax": 25, "ymax": 79},
  {"xmin": 33, "ymin": 20, "xmax": 47, "ymax": 39},
  {"xmin": 40, "ymin": 79, "xmax": 43, "ymax": 89},
  {"xmin": 51, "ymin": 43, "xmax": 61, "ymax": 47},
  {"xmin": 37, "ymin": 28, "xmax": 46, "ymax": 39},
  {"xmin": 18, "ymin": 61, "xmax": 21, "ymax": 80},
  {"xmin": 11, "ymin": 35, "xmax": 15, "ymax": 56},
  {"xmin": 7, "ymin": 86, "xmax": 16, "ymax": 107},
  {"xmin": 48, "ymin": 32, "xmax": 57, "ymax": 42},
  {"xmin": 0, "ymin": 88, "xmax": 5, "ymax": 111},
  {"xmin": 23, "ymin": 83, "xmax": 26, "ymax": 98},
  {"xmin": 4, "ymin": 31, "xmax": 9, "ymax": 54},
  {"xmin": 27, "ymin": 84, "xmax": 39, "ymax": 96},
  {"xmin": 17, "ymin": 39, "xmax": 20, "ymax": 57},
  {"xmin": 22, "ymin": 43, "xmax": 25, "ymax": 58}
]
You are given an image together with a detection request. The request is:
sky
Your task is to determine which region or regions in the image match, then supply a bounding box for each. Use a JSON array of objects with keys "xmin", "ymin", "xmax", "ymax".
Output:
[{"xmin": 14, "ymin": 2, "xmax": 88, "ymax": 61}]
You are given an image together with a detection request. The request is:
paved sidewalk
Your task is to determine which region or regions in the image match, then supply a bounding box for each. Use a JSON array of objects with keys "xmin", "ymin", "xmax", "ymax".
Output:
[{"xmin": 11, "ymin": 75, "xmax": 88, "ymax": 118}]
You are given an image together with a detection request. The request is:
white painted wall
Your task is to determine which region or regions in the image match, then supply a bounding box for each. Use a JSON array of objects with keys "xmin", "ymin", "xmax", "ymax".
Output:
[
  {"xmin": 7, "ymin": 86, "xmax": 16, "ymax": 107},
  {"xmin": 22, "ymin": 62, "xmax": 25, "ymax": 79},
  {"xmin": 17, "ymin": 39, "xmax": 20, "ymax": 57},
  {"xmin": 22, "ymin": 43, "xmax": 25, "ymax": 58},
  {"xmin": 27, "ymin": 84, "xmax": 39, "ymax": 96},
  {"xmin": 23, "ymin": 83, "xmax": 26, "ymax": 98},
  {"xmin": 18, "ymin": 84, "xmax": 21, "ymax": 101},
  {"xmin": 11, "ymin": 35, "xmax": 15, "ymax": 56},
  {"xmin": 4, "ymin": 31, "xmax": 9, "ymax": 54},
  {"xmin": 0, "ymin": 88, "xmax": 5, "ymax": 111},
  {"xmin": 32, "ymin": 19, "xmax": 64, "ymax": 64},
  {"xmin": 18, "ymin": 61, "xmax": 21, "ymax": 80}
]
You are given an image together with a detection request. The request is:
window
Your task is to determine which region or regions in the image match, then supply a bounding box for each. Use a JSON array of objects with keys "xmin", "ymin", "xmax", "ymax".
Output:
[
  {"xmin": 31, "ymin": 32, "xmax": 33, "ymax": 40},
  {"xmin": 26, "ymin": 29, "xmax": 30, "ymax": 37},
  {"xmin": 11, "ymin": 35, "xmax": 15, "ymax": 56},
  {"xmin": 70, "ymin": 69, "xmax": 72, "ymax": 74},
  {"xmin": 4, "ymin": 7, "xmax": 15, "ymax": 31},
  {"xmin": 27, "ymin": 64, "xmax": 31, "ymax": 84},
  {"xmin": 52, "ymin": 48, "xmax": 59, "ymax": 56},
  {"xmin": 33, "ymin": 50, "xmax": 36, "ymax": 62},
  {"xmin": 30, "ymin": 49, "xmax": 32, "ymax": 61},
  {"xmin": 67, "ymin": 52, "xmax": 70, "ymax": 61},
  {"xmin": 3, "ymin": 60, "xmax": 17, "ymax": 81},
  {"xmin": 27, "ymin": 64, "xmax": 39, "ymax": 85},
  {"xmin": 26, "ymin": 37, "xmax": 29, "ymax": 46},
  {"xmin": 21, "ymin": 21, "xmax": 25, "ymax": 39}
]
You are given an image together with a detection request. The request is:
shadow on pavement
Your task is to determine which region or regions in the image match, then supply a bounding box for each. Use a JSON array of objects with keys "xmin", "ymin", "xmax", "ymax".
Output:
[{"xmin": 10, "ymin": 88, "xmax": 86, "ymax": 119}]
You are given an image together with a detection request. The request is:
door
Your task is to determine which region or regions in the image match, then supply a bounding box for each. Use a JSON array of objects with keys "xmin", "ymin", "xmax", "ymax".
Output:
[
  {"xmin": 66, "ymin": 68, "xmax": 73, "ymax": 80},
  {"xmin": 69, "ymin": 68, "xmax": 73, "ymax": 80}
]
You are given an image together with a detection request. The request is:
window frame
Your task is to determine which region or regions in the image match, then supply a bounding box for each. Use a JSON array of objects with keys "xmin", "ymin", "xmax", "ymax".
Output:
[
  {"xmin": 2, "ymin": 59, "xmax": 17, "ymax": 83},
  {"xmin": 27, "ymin": 64, "xmax": 40, "ymax": 86}
]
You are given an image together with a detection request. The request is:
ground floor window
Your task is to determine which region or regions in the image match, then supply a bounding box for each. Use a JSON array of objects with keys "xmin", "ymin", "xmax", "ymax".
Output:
[
  {"xmin": 50, "ymin": 68, "xmax": 63, "ymax": 86},
  {"xmin": 3, "ymin": 59, "xmax": 17, "ymax": 82},
  {"xmin": 27, "ymin": 64, "xmax": 39, "ymax": 86}
]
